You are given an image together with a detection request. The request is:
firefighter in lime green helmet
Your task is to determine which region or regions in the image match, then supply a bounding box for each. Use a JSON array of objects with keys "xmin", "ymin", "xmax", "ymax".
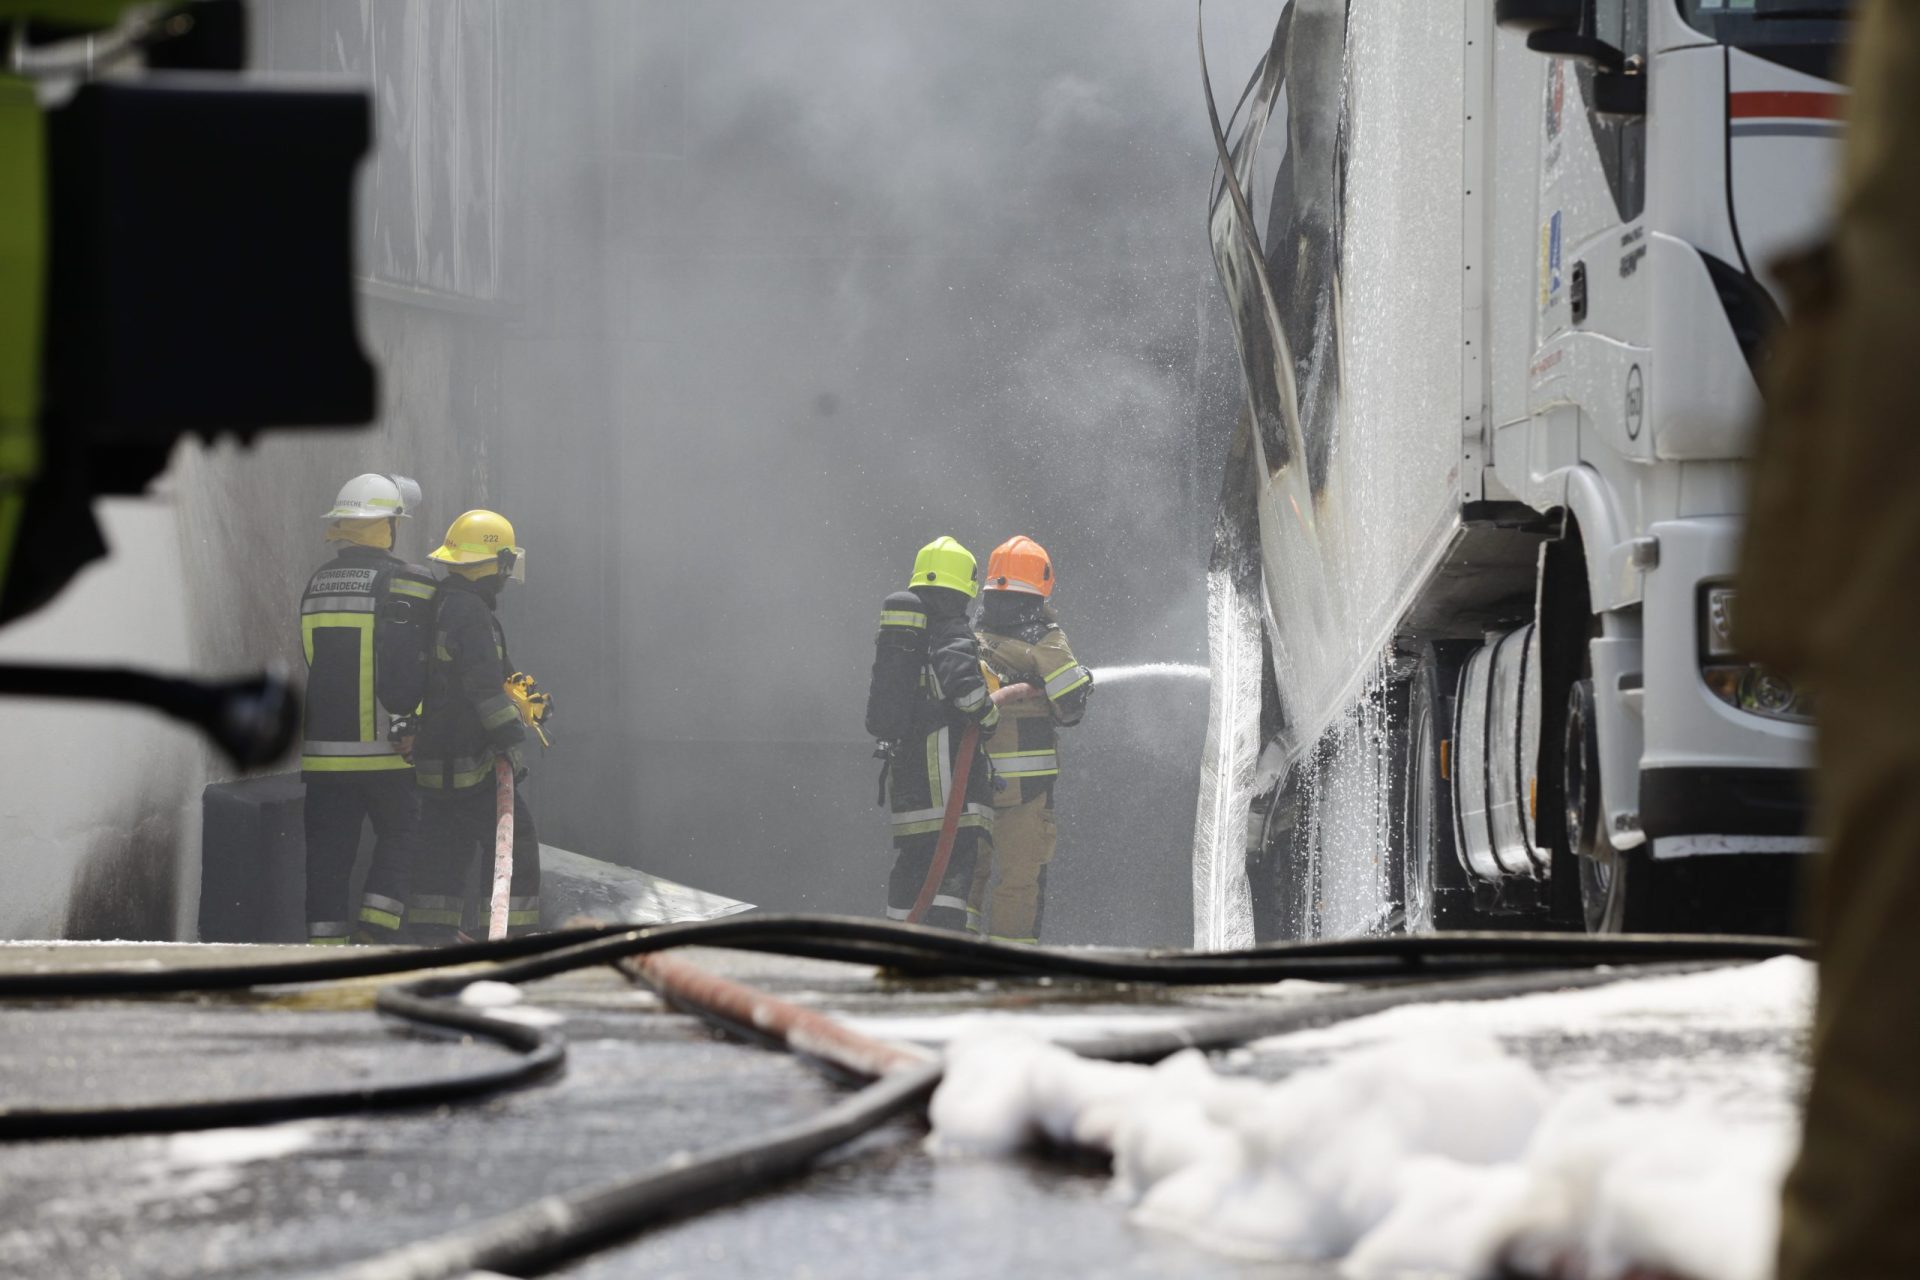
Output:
[{"xmin": 864, "ymin": 536, "xmax": 1004, "ymax": 930}]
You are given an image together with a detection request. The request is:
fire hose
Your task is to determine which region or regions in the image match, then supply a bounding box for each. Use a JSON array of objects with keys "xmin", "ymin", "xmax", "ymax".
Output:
[
  {"xmin": 489, "ymin": 756, "xmax": 515, "ymax": 941},
  {"xmin": 0, "ymin": 918, "xmax": 1807, "ymax": 1274},
  {"xmin": 0, "ymin": 919, "xmax": 1807, "ymax": 1143},
  {"xmin": 330, "ymin": 948, "xmax": 1734, "ymax": 1280},
  {"xmin": 910, "ymin": 682, "xmax": 1040, "ymax": 924},
  {"xmin": 909, "ymin": 722, "xmax": 978, "ymax": 924},
  {"xmin": 0, "ymin": 904, "xmax": 1782, "ymax": 1277}
]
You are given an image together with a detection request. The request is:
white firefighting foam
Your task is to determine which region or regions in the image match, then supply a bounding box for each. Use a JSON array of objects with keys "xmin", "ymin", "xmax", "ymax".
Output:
[{"xmin": 928, "ymin": 959, "xmax": 1810, "ymax": 1280}]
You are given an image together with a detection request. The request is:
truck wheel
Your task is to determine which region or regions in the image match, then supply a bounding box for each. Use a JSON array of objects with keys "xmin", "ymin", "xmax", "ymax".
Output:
[
  {"xmin": 1566, "ymin": 677, "xmax": 1628, "ymax": 933},
  {"xmin": 1398, "ymin": 643, "xmax": 1476, "ymax": 930}
]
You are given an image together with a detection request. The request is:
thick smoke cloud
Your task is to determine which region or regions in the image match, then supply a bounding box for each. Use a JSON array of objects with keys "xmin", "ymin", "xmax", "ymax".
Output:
[{"xmin": 590, "ymin": 3, "xmax": 1258, "ymax": 942}]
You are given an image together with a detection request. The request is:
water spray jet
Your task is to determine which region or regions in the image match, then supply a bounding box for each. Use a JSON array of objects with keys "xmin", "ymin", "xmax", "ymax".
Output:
[{"xmin": 1088, "ymin": 663, "xmax": 1211, "ymax": 688}]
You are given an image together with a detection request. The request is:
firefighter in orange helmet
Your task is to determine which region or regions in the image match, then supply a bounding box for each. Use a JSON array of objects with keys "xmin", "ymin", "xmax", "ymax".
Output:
[{"xmin": 966, "ymin": 536, "xmax": 1093, "ymax": 942}]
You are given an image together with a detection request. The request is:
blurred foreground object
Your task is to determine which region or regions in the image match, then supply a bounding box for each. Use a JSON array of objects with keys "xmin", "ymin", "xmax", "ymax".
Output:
[
  {"xmin": 0, "ymin": 661, "xmax": 295, "ymax": 766},
  {"xmin": 0, "ymin": 0, "xmax": 374, "ymax": 765},
  {"xmin": 1737, "ymin": 2, "xmax": 1920, "ymax": 1274}
]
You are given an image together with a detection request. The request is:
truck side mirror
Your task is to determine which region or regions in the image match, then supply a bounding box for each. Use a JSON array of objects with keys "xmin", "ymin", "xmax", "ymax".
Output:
[
  {"xmin": 1493, "ymin": 0, "xmax": 1582, "ymax": 34},
  {"xmin": 1496, "ymin": 0, "xmax": 1647, "ymax": 120},
  {"xmin": 1527, "ymin": 28, "xmax": 1627, "ymax": 74}
]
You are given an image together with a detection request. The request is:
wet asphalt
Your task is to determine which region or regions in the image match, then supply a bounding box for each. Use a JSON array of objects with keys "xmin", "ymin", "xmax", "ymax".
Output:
[
  {"xmin": 0, "ymin": 945, "xmax": 1312, "ymax": 1279},
  {"xmin": 0, "ymin": 944, "xmax": 1804, "ymax": 1279}
]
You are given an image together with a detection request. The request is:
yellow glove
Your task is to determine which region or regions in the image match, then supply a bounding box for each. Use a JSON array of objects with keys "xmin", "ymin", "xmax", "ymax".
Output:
[{"xmin": 504, "ymin": 671, "xmax": 554, "ymax": 747}]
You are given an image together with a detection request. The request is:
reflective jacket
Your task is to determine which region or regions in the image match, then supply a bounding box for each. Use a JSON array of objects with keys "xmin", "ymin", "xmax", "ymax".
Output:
[
  {"xmin": 298, "ymin": 545, "xmax": 436, "ymax": 774},
  {"xmin": 908, "ymin": 584, "xmax": 1002, "ymax": 741},
  {"xmin": 414, "ymin": 574, "xmax": 526, "ymax": 792},
  {"xmin": 976, "ymin": 594, "xmax": 1091, "ymax": 786}
]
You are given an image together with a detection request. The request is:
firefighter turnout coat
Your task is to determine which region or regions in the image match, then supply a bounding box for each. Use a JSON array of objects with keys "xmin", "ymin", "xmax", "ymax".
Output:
[
  {"xmin": 874, "ymin": 584, "xmax": 1001, "ymax": 930},
  {"xmin": 413, "ymin": 573, "xmax": 527, "ymax": 793},
  {"xmin": 968, "ymin": 594, "xmax": 1092, "ymax": 940},
  {"xmin": 298, "ymin": 544, "xmax": 436, "ymax": 774}
]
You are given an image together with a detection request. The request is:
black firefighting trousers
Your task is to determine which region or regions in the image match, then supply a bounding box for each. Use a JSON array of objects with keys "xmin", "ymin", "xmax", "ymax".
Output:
[
  {"xmin": 303, "ymin": 771, "xmax": 419, "ymax": 943},
  {"xmin": 409, "ymin": 785, "xmax": 543, "ymax": 938}
]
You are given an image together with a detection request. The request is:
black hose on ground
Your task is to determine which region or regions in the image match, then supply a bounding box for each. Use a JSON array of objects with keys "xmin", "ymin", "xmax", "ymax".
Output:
[
  {"xmin": 329, "ymin": 953, "xmax": 1731, "ymax": 1279},
  {"xmin": 0, "ymin": 992, "xmax": 564, "ymax": 1141},
  {"xmin": 0, "ymin": 916, "xmax": 1809, "ymax": 1142},
  {"xmin": 0, "ymin": 914, "xmax": 1810, "ymax": 999},
  {"xmin": 328, "ymin": 1062, "xmax": 943, "ymax": 1280},
  {"xmin": 1059, "ymin": 960, "xmax": 1726, "ymax": 1062},
  {"xmin": 378, "ymin": 915, "xmax": 1811, "ymax": 995},
  {"xmin": 0, "ymin": 923, "xmax": 632, "ymax": 997}
]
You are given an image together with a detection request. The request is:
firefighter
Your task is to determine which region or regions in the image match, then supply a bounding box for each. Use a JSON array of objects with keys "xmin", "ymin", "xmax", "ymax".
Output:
[
  {"xmin": 407, "ymin": 509, "xmax": 542, "ymax": 942},
  {"xmin": 298, "ymin": 473, "xmax": 434, "ymax": 945},
  {"xmin": 1741, "ymin": 4, "xmax": 1920, "ymax": 1275},
  {"xmin": 866, "ymin": 536, "xmax": 1004, "ymax": 931},
  {"xmin": 966, "ymin": 537, "xmax": 1093, "ymax": 942}
]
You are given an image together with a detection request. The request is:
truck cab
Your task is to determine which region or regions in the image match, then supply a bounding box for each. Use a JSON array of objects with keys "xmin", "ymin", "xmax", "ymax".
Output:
[{"xmin": 1196, "ymin": 0, "xmax": 1852, "ymax": 941}]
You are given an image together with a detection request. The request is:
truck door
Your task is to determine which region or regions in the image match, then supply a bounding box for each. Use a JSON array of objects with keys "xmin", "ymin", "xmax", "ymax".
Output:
[{"xmin": 1572, "ymin": 0, "xmax": 1648, "ymax": 350}]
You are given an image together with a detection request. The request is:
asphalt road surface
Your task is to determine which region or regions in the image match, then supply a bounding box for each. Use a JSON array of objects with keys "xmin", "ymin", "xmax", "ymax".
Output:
[{"xmin": 0, "ymin": 942, "xmax": 1804, "ymax": 1279}]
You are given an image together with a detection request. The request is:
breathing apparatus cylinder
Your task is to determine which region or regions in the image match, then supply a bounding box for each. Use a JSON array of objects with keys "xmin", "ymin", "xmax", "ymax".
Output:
[{"xmin": 865, "ymin": 590, "xmax": 928, "ymax": 750}]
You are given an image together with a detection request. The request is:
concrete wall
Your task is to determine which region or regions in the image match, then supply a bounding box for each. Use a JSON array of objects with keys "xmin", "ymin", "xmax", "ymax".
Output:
[{"xmin": 0, "ymin": 501, "xmax": 204, "ymax": 939}]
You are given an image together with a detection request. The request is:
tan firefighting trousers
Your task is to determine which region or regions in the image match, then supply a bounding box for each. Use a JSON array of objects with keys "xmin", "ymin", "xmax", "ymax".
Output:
[
  {"xmin": 966, "ymin": 788, "xmax": 1056, "ymax": 942},
  {"xmin": 1740, "ymin": 5, "xmax": 1920, "ymax": 1274}
]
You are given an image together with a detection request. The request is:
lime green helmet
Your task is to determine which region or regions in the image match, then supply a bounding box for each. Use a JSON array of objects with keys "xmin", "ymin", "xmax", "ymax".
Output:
[{"xmin": 908, "ymin": 535, "xmax": 978, "ymax": 598}]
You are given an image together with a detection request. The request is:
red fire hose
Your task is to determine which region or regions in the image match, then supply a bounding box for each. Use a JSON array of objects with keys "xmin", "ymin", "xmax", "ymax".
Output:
[
  {"xmin": 908, "ymin": 723, "xmax": 978, "ymax": 924},
  {"xmin": 908, "ymin": 683, "xmax": 1039, "ymax": 924},
  {"xmin": 625, "ymin": 951, "xmax": 931, "ymax": 1078}
]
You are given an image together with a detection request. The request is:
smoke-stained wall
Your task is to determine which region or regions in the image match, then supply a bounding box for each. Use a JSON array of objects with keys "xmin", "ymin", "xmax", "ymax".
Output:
[{"xmin": 0, "ymin": 501, "xmax": 203, "ymax": 939}]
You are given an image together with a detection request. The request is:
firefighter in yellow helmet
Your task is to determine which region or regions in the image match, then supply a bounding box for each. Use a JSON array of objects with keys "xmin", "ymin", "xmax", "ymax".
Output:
[
  {"xmin": 298, "ymin": 474, "xmax": 435, "ymax": 945},
  {"xmin": 966, "ymin": 536, "xmax": 1092, "ymax": 942},
  {"xmin": 865, "ymin": 537, "xmax": 1004, "ymax": 930},
  {"xmin": 406, "ymin": 509, "xmax": 546, "ymax": 941}
]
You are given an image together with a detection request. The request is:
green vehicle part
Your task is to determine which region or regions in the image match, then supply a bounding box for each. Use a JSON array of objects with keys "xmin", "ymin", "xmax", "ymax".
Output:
[{"xmin": 0, "ymin": 73, "xmax": 44, "ymax": 602}]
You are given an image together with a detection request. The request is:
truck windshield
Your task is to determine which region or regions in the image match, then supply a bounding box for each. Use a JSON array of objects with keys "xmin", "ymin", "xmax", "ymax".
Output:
[{"xmin": 1678, "ymin": 0, "xmax": 1855, "ymax": 80}]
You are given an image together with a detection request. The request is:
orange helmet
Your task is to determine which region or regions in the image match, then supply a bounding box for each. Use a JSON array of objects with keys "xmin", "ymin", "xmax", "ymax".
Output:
[{"xmin": 984, "ymin": 536, "xmax": 1054, "ymax": 597}]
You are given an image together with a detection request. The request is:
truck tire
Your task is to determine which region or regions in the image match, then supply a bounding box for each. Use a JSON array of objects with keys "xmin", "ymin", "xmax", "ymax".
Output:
[{"xmin": 1397, "ymin": 642, "xmax": 1478, "ymax": 931}]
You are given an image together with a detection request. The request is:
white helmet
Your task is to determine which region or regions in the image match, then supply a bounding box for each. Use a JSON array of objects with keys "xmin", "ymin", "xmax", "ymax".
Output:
[{"xmin": 323, "ymin": 473, "xmax": 422, "ymax": 521}]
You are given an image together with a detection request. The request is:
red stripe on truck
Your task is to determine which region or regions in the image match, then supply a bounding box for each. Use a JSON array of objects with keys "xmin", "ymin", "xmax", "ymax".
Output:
[{"xmin": 1729, "ymin": 90, "xmax": 1844, "ymax": 121}]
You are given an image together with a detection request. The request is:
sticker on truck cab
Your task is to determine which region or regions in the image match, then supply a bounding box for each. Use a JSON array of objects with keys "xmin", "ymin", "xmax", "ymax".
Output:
[{"xmin": 1539, "ymin": 210, "xmax": 1563, "ymax": 315}]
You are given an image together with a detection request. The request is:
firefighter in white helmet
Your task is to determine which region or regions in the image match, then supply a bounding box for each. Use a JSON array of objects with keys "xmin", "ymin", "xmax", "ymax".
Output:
[{"xmin": 298, "ymin": 473, "xmax": 435, "ymax": 945}]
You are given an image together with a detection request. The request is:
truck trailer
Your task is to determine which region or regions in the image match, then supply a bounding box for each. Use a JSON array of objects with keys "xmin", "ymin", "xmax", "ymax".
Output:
[{"xmin": 1192, "ymin": 0, "xmax": 1852, "ymax": 944}]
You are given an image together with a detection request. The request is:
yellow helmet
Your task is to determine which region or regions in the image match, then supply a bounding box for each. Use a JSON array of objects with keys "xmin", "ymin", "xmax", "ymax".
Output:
[
  {"xmin": 430, "ymin": 509, "xmax": 524, "ymax": 580},
  {"xmin": 908, "ymin": 535, "xmax": 977, "ymax": 598}
]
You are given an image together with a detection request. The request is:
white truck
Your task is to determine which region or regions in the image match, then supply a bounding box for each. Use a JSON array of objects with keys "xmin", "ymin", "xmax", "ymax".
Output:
[{"xmin": 1193, "ymin": 0, "xmax": 1851, "ymax": 943}]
